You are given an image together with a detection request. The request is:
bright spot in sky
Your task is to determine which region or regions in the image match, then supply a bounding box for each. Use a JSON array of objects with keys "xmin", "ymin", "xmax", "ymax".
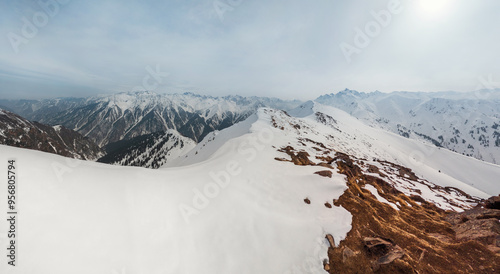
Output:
[{"xmin": 417, "ymin": 0, "xmax": 452, "ymax": 15}]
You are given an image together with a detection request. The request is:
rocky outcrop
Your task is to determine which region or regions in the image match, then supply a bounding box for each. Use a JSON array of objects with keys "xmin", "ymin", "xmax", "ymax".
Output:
[
  {"xmin": 275, "ymin": 146, "xmax": 499, "ymax": 273},
  {"xmin": 0, "ymin": 109, "xmax": 103, "ymax": 160},
  {"xmin": 314, "ymin": 170, "xmax": 333, "ymax": 178},
  {"xmin": 446, "ymin": 206, "xmax": 500, "ymax": 253},
  {"xmin": 278, "ymin": 146, "xmax": 315, "ymax": 166},
  {"xmin": 482, "ymin": 195, "xmax": 500, "ymax": 209},
  {"xmin": 363, "ymin": 237, "xmax": 405, "ymax": 271},
  {"xmin": 325, "ymin": 152, "xmax": 499, "ymax": 273}
]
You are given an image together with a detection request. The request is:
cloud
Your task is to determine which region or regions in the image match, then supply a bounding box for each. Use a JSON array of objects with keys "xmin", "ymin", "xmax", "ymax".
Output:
[{"xmin": 0, "ymin": 0, "xmax": 499, "ymax": 99}]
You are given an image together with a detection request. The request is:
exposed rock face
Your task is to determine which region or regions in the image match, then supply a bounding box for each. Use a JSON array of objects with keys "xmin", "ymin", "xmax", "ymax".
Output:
[
  {"xmin": 342, "ymin": 246, "xmax": 355, "ymax": 263},
  {"xmin": 325, "ymin": 152, "xmax": 499, "ymax": 273},
  {"xmin": 278, "ymin": 146, "xmax": 315, "ymax": 166},
  {"xmin": 314, "ymin": 170, "xmax": 333, "ymax": 178},
  {"xmin": 275, "ymin": 143, "xmax": 499, "ymax": 273},
  {"xmin": 0, "ymin": 109, "xmax": 103, "ymax": 160},
  {"xmin": 482, "ymin": 195, "xmax": 500, "ymax": 209},
  {"xmin": 363, "ymin": 237, "xmax": 405, "ymax": 271},
  {"xmin": 446, "ymin": 206, "xmax": 500, "ymax": 253}
]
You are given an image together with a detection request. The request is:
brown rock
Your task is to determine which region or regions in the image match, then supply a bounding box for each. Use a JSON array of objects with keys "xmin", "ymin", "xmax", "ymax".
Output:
[
  {"xmin": 446, "ymin": 208, "xmax": 500, "ymax": 225},
  {"xmin": 446, "ymin": 207, "xmax": 500, "ymax": 253},
  {"xmin": 363, "ymin": 237, "xmax": 405, "ymax": 269},
  {"xmin": 325, "ymin": 202, "xmax": 332, "ymax": 208},
  {"xmin": 326, "ymin": 234, "xmax": 335, "ymax": 247},
  {"xmin": 454, "ymin": 219, "xmax": 500, "ymax": 246},
  {"xmin": 342, "ymin": 246, "xmax": 355, "ymax": 262},
  {"xmin": 315, "ymin": 170, "xmax": 333, "ymax": 178},
  {"xmin": 324, "ymin": 261, "xmax": 330, "ymax": 271},
  {"xmin": 274, "ymin": 157, "xmax": 289, "ymax": 162},
  {"xmin": 377, "ymin": 245, "xmax": 404, "ymax": 265},
  {"xmin": 483, "ymin": 195, "xmax": 500, "ymax": 209},
  {"xmin": 293, "ymin": 151, "xmax": 313, "ymax": 165},
  {"xmin": 304, "ymin": 198, "xmax": 311, "ymax": 204},
  {"xmin": 367, "ymin": 164, "xmax": 379, "ymax": 173}
]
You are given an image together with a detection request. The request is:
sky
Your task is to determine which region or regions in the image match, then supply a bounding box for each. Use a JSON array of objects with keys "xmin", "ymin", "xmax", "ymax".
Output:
[{"xmin": 0, "ymin": 0, "xmax": 499, "ymax": 100}]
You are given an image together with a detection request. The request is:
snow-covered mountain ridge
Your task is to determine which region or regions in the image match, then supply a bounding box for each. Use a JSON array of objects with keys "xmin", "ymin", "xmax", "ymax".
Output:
[
  {"xmin": 2, "ymin": 89, "xmax": 499, "ymax": 170},
  {"xmin": 98, "ymin": 129, "xmax": 196, "ymax": 168},
  {"xmin": 0, "ymin": 91, "xmax": 303, "ymax": 147},
  {"xmin": 0, "ymin": 106, "xmax": 352, "ymax": 273},
  {"xmin": 316, "ymin": 89, "xmax": 500, "ymax": 164},
  {"xmin": 0, "ymin": 102, "xmax": 498, "ymax": 273}
]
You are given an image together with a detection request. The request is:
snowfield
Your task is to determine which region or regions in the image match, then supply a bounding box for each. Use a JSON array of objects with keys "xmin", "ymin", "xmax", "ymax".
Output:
[
  {"xmin": 291, "ymin": 102, "xmax": 499, "ymax": 198},
  {"xmin": 0, "ymin": 109, "xmax": 352, "ymax": 274},
  {"xmin": 0, "ymin": 104, "xmax": 498, "ymax": 273}
]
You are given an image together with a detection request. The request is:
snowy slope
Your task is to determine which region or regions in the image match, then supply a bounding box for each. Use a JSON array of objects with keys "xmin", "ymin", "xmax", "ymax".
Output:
[
  {"xmin": 316, "ymin": 89, "xmax": 500, "ymax": 165},
  {"xmin": 290, "ymin": 102, "xmax": 499, "ymax": 197},
  {"xmin": 0, "ymin": 104, "xmax": 498, "ymax": 273},
  {"xmin": 98, "ymin": 129, "xmax": 196, "ymax": 169},
  {"xmin": 0, "ymin": 110, "xmax": 351, "ymax": 273}
]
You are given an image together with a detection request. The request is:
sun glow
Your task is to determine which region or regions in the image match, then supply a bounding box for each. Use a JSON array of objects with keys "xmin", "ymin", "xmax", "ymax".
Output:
[{"xmin": 417, "ymin": 0, "xmax": 452, "ymax": 15}]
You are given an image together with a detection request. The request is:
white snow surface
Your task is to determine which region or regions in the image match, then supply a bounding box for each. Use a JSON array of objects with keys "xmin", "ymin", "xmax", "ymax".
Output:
[
  {"xmin": 364, "ymin": 184, "xmax": 399, "ymax": 210},
  {"xmin": 0, "ymin": 108, "xmax": 352, "ymax": 274},
  {"xmin": 113, "ymin": 129, "xmax": 196, "ymax": 168},
  {"xmin": 1, "ymin": 103, "xmax": 498, "ymax": 273},
  {"xmin": 291, "ymin": 102, "xmax": 499, "ymax": 197},
  {"xmin": 316, "ymin": 89, "xmax": 500, "ymax": 165}
]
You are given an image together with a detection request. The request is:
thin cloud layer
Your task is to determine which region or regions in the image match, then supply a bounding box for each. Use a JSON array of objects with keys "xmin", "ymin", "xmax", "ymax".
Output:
[{"xmin": 0, "ymin": 0, "xmax": 499, "ymax": 99}]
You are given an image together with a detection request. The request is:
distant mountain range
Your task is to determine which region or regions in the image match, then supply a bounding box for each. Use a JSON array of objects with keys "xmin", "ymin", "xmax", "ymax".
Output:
[
  {"xmin": 316, "ymin": 89, "xmax": 500, "ymax": 164},
  {"xmin": 1, "ymin": 89, "xmax": 499, "ymax": 167},
  {"xmin": 0, "ymin": 91, "xmax": 302, "ymax": 147}
]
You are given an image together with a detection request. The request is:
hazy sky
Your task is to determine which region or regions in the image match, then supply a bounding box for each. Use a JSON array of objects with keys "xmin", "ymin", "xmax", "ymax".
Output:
[{"xmin": 0, "ymin": 0, "xmax": 499, "ymax": 100}]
